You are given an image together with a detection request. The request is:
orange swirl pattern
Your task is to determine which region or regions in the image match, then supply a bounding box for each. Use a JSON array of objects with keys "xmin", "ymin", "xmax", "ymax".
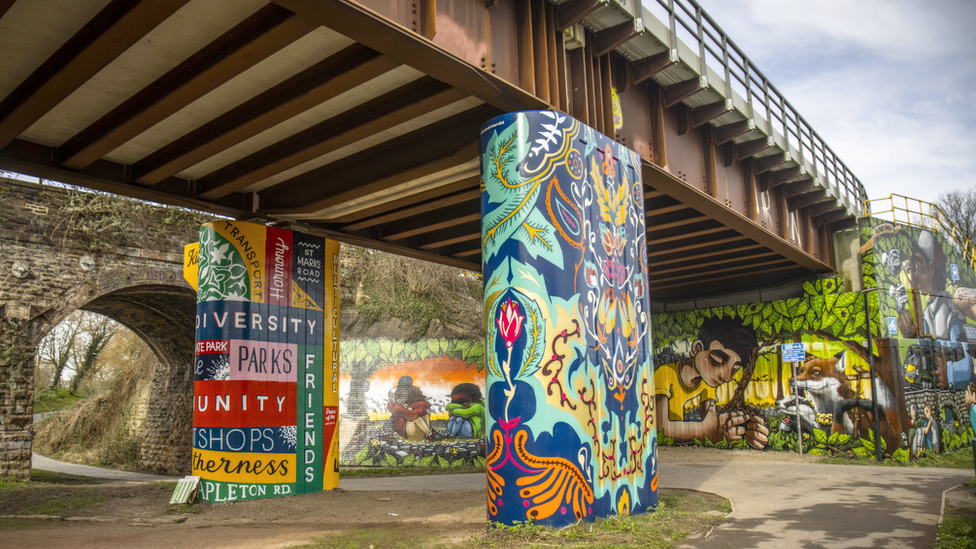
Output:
[
  {"xmin": 486, "ymin": 429, "xmax": 506, "ymax": 515},
  {"xmin": 513, "ymin": 430, "xmax": 594, "ymax": 521}
]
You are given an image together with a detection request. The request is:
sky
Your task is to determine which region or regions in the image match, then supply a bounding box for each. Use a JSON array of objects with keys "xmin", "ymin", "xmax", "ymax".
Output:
[{"xmin": 687, "ymin": 0, "xmax": 976, "ymax": 206}]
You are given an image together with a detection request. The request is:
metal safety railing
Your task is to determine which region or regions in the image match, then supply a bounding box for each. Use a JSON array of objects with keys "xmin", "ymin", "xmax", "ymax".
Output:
[
  {"xmin": 864, "ymin": 194, "xmax": 976, "ymax": 273},
  {"xmin": 642, "ymin": 0, "xmax": 869, "ymax": 215}
]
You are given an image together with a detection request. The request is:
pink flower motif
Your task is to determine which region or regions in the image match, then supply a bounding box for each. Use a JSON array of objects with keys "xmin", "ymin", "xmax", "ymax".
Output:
[
  {"xmin": 602, "ymin": 257, "xmax": 626, "ymax": 284},
  {"xmin": 497, "ymin": 298, "xmax": 525, "ymax": 349},
  {"xmin": 601, "ymin": 257, "xmax": 615, "ymax": 282}
]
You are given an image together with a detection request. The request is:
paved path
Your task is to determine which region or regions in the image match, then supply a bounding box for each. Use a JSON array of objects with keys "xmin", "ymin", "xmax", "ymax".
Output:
[
  {"xmin": 665, "ymin": 461, "xmax": 970, "ymax": 549},
  {"xmin": 30, "ymin": 451, "xmax": 971, "ymax": 547},
  {"xmin": 338, "ymin": 463, "xmax": 971, "ymax": 548},
  {"xmin": 31, "ymin": 453, "xmax": 179, "ymax": 482}
]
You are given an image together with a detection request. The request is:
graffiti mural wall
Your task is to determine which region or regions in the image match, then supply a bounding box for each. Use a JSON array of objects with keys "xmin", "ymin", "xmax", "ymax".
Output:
[
  {"xmin": 336, "ymin": 337, "xmax": 487, "ymax": 468},
  {"xmin": 650, "ymin": 218, "xmax": 976, "ymax": 461},
  {"xmin": 652, "ymin": 278, "xmax": 908, "ymax": 458},
  {"xmin": 481, "ymin": 111, "xmax": 657, "ymax": 526},
  {"xmin": 860, "ymin": 218, "xmax": 976, "ymax": 457},
  {"xmin": 191, "ymin": 221, "xmax": 340, "ymax": 502}
]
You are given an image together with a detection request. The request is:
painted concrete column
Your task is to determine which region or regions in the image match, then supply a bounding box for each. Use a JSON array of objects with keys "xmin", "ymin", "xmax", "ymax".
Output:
[
  {"xmin": 190, "ymin": 221, "xmax": 340, "ymax": 502},
  {"xmin": 480, "ymin": 111, "xmax": 657, "ymax": 526}
]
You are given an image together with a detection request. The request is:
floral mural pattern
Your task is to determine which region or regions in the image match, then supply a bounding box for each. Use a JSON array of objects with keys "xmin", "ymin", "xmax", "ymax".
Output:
[{"xmin": 481, "ymin": 111, "xmax": 656, "ymax": 526}]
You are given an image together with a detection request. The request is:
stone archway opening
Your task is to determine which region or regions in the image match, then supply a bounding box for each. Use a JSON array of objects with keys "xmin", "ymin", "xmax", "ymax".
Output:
[
  {"xmin": 29, "ymin": 282, "xmax": 197, "ymax": 475},
  {"xmin": 70, "ymin": 283, "xmax": 197, "ymax": 474}
]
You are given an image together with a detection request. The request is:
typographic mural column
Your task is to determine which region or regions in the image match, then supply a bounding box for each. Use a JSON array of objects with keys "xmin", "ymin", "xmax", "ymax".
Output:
[
  {"xmin": 190, "ymin": 221, "xmax": 340, "ymax": 502},
  {"xmin": 480, "ymin": 111, "xmax": 657, "ymax": 526}
]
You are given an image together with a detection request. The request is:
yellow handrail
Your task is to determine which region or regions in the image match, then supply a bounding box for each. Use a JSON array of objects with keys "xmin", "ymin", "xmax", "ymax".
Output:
[{"xmin": 864, "ymin": 194, "xmax": 976, "ymax": 274}]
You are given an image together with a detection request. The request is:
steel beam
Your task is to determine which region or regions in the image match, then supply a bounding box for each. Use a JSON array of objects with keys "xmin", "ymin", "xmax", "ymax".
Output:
[
  {"xmin": 555, "ymin": 0, "xmax": 601, "ymax": 32},
  {"xmin": 259, "ymin": 107, "xmax": 495, "ymax": 213},
  {"xmin": 735, "ymin": 137, "xmax": 772, "ymax": 162},
  {"xmin": 382, "ymin": 202, "xmax": 481, "ymax": 241},
  {"xmin": 133, "ymin": 45, "xmax": 398, "ymax": 185},
  {"xmin": 332, "ymin": 177, "xmax": 479, "ymax": 225},
  {"xmin": 196, "ymin": 79, "xmax": 466, "ymax": 199},
  {"xmin": 663, "ymin": 78, "xmax": 705, "ymax": 108},
  {"xmin": 715, "ymin": 119, "xmax": 751, "ymax": 145},
  {"xmin": 646, "ymin": 236, "xmax": 750, "ymax": 258},
  {"xmin": 342, "ymin": 189, "xmax": 480, "ymax": 231},
  {"xmin": 0, "ymin": 0, "xmax": 191, "ymax": 149},
  {"xmin": 768, "ymin": 166, "xmax": 801, "ymax": 187},
  {"xmin": 593, "ymin": 21, "xmax": 640, "ymax": 57},
  {"xmin": 691, "ymin": 100, "xmax": 730, "ymax": 128},
  {"xmin": 275, "ymin": 0, "xmax": 547, "ymax": 112},
  {"xmin": 59, "ymin": 5, "xmax": 316, "ymax": 170},
  {"xmin": 628, "ymin": 51, "xmax": 675, "ymax": 86},
  {"xmin": 755, "ymin": 152, "xmax": 787, "ymax": 174},
  {"xmin": 643, "ymin": 160, "xmax": 833, "ymax": 272}
]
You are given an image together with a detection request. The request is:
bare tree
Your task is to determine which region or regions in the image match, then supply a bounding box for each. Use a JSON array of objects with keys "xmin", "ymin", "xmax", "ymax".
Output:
[
  {"xmin": 936, "ymin": 187, "xmax": 976, "ymax": 246},
  {"xmin": 69, "ymin": 314, "xmax": 116, "ymax": 393},
  {"xmin": 37, "ymin": 311, "xmax": 85, "ymax": 390},
  {"xmin": 36, "ymin": 311, "xmax": 119, "ymax": 393}
]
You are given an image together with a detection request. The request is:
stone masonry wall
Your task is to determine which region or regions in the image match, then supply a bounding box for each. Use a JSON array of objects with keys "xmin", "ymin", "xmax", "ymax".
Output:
[{"xmin": 0, "ymin": 179, "xmax": 203, "ymax": 477}]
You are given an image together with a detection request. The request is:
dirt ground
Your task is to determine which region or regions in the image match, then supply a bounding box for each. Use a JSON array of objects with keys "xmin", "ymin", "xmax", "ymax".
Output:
[{"xmin": 1, "ymin": 446, "xmax": 809, "ymax": 549}]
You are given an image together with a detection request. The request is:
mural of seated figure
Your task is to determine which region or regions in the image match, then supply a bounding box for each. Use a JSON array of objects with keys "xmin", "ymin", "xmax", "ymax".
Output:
[
  {"xmin": 387, "ymin": 376, "xmax": 431, "ymax": 441},
  {"xmin": 445, "ymin": 383, "xmax": 485, "ymax": 439}
]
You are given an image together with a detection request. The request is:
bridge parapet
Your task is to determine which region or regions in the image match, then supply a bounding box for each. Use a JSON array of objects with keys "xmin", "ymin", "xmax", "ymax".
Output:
[
  {"xmin": 550, "ymin": 0, "xmax": 868, "ymax": 219},
  {"xmin": 865, "ymin": 194, "xmax": 976, "ymax": 274}
]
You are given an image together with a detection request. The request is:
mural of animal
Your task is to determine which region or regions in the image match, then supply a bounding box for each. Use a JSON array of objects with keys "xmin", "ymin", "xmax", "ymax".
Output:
[
  {"xmin": 792, "ymin": 351, "xmax": 903, "ymax": 454},
  {"xmin": 775, "ymin": 394, "xmax": 820, "ymax": 438}
]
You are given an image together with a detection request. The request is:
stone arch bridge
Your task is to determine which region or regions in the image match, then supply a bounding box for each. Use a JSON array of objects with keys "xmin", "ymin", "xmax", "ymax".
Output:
[{"xmin": 0, "ymin": 179, "xmax": 199, "ymax": 477}]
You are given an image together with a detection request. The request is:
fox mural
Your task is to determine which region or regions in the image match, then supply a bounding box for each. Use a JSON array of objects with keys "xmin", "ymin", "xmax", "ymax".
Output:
[{"xmin": 651, "ymin": 217, "xmax": 976, "ymax": 460}]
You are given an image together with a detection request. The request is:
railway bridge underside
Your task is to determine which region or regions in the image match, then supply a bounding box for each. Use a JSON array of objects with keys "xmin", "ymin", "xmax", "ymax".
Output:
[
  {"xmin": 0, "ymin": 0, "xmax": 866, "ymax": 304},
  {"xmin": 0, "ymin": 0, "xmax": 869, "ymax": 476}
]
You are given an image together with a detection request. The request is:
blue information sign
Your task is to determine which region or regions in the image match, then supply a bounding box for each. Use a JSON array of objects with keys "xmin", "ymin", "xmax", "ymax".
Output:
[
  {"xmin": 887, "ymin": 316, "xmax": 899, "ymax": 335},
  {"xmin": 782, "ymin": 343, "xmax": 805, "ymax": 362}
]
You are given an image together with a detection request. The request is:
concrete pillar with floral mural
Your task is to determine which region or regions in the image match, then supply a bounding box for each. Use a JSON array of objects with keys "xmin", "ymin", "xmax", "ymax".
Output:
[{"xmin": 480, "ymin": 111, "xmax": 657, "ymax": 526}]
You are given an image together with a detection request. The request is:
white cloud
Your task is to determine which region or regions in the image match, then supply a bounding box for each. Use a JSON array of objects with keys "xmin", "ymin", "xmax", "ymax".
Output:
[{"xmin": 689, "ymin": 0, "xmax": 976, "ymax": 204}]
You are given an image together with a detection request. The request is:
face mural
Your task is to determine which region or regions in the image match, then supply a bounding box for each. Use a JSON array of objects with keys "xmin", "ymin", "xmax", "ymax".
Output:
[
  {"xmin": 653, "ymin": 278, "xmax": 903, "ymax": 458},
  {"xmin": 481, "ymin": 111, "xmax": 656, "ymax": 526},
  {"xmin": 863, "ymin": 218, "xmax": 976, "ymax": 457},
  {"xmin": 650, "ymin": 218, "xmax": 976, "ymax": 461},
  {"xmin": 336, "ymin": 338, "xmax": 487, "ymax": 468}
]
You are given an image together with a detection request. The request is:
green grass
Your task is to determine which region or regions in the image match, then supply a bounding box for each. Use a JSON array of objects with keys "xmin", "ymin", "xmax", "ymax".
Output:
[
  {"xmin": 294, "ymin": 489, "xmax": 728, "ymax": 549},
  {"xmin": 29, "ymin": 470, "xmax": 100, "ymax": 485},
  {"xmin": 935, "ymin": 515, "xmax": 976, "ymax": 549},
  {"xmin": 819, "ymin": 447, "xmax": 976, "ymax": 469},
  {"xmin": 32, "ymin": 388, "xmax": 84, "ymax": 414},
  {"xmin": 0, "ymin": 470, "xmax": 108, "ymax": 516},
  {"xmin": 935, "ymin": 479, "xmax": 976, "ymax": 548},
  {"xmin": 166, "ymin": 503, "xmax": 202, "ymax": 515}
]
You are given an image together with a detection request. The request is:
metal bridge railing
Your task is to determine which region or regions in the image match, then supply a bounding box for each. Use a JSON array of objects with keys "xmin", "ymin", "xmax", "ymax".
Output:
[
  {"xmin": 644, "ymin": 0, "xmax": 870, "ymax": 215},
  {"xmin": 864, "ymin": 194, "xmax": 976, "ymax": 273}
]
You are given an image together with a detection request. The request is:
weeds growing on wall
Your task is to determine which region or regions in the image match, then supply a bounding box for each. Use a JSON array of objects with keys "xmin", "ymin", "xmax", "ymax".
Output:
[
  {"xmin": 46, "ymin": 184, "xmax": 214, "ymax": 250},
  {"xmin": 343, "ymin": 247, "xmax": 483, "ymax": 338},
  {"xmin": 0, "ymin": 319, "xmax": 30, "ymax": 385}
]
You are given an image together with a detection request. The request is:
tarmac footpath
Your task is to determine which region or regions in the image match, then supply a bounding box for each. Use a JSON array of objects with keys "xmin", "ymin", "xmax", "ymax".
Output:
[
  {"xmin": 31, "ymin": 453, "xmax": 973, "ymax": 548},
  {"xmin": 665, "ymin": 461, "xmax": 971, "ymax": 549}
]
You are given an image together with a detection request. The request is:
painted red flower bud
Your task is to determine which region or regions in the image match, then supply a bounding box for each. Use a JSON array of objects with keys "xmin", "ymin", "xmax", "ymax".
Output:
[{"xmin": 497, "ymin": 298, "xmax": 525, "ymax": 348}]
